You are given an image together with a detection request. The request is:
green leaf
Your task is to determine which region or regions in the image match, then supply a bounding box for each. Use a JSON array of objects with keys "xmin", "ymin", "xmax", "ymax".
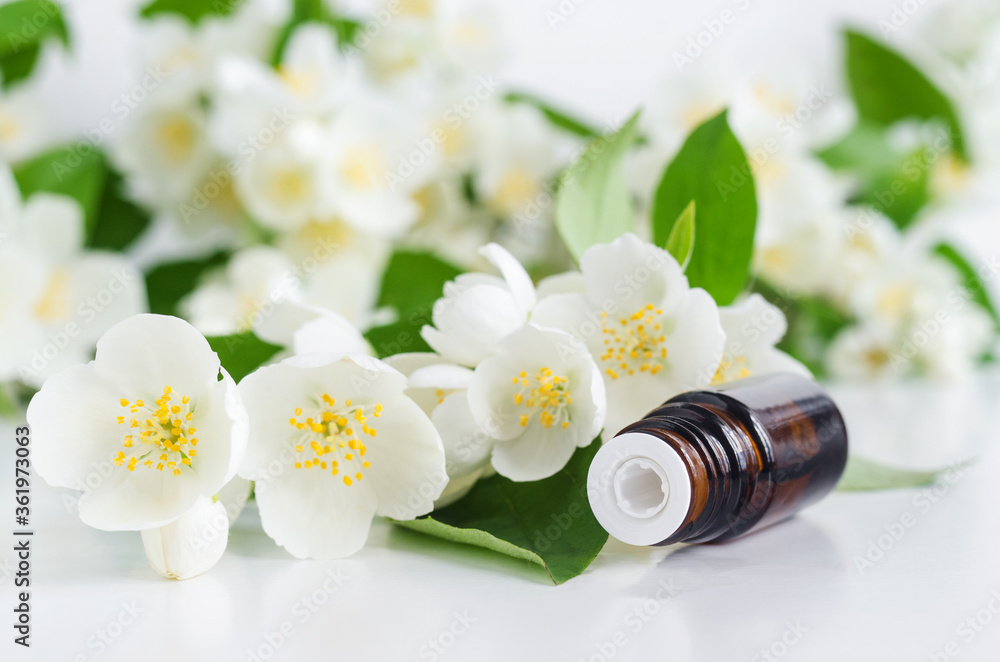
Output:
[
  {"xmin": 665, "ymin": 200, "xmax": 695, "ymax": 270},
  {"xmin": 13, "ymin": 146, "xmax": 107, "ymax": 233},
  {"xmin": 0, "ymin": 0, "xmax": 69, "ymax": 88},
  {"xmin": 651, "ymin": 110, "xmax": 757, "ymax": 305},
  {"xmin": 395, "ymin": 438, "xmax": 607, "ymax": 584},
  {"xmin": 817, "ymin": 122, "xmax": 931, "ymax": 229},
  {"xmin": 555, "ymin": 112, "xmax": 639, "ymax": 262},
  {"xmin": 933, "ymin": 242, "xmax": 1000, "ymax": 333},
  {"xmin": 364, "ymin": 250, "xmax": 462, "ymax": 358},
  {"xmin": 89, "ymin": 166, "xmax": 153, "ymax": 251},
  {"xmin": 845, "ymin": 29, "xmax": 967, "ymax": 161},
  {"xmin": 504, "ymin": 91, "xmax": 602, "ymax": 139},
  {"xmin": 751, "ymin": 278, "xmax": 852, "ymax": 377},
  {"xmin": 145, "ymin": 251, "xmax": 230, "ymax": 317},
  {"xmin": 139, "ymin": 0, "xmax": 243, "ymax": 24},
  {"xmin": 206, "ymin": 331, "xmax": 283, "ymax": 383},
  {"xmin": 13, "ymin": 148, "xmax": 152, "ymax": 250},
  {"xmin": 837, "ymin": 455, "xmax": 965, "ymax": 491},
  {"xmin": 269, "ymin": 0, "xmax": 361, "ymax": 65}
]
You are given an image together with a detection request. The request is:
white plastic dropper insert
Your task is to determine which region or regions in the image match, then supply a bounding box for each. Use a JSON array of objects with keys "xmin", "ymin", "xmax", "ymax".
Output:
[{"xmin": 587, "ymin": 432, "xmax": 693, "ymax": 546}]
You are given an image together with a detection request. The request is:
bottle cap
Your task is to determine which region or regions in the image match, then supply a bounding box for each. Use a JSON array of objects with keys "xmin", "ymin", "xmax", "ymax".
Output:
[{"xmin": 587, "ymin": 432, "xmax": 693, "ymax": 545}]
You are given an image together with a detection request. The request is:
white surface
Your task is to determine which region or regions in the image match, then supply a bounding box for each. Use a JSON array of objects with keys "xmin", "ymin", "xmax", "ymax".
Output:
[
  {"xmin": 2, "ymin": 371, "xmax": 1000, "ymax": 662},
  {"xmin": 7, "ymin": 0, "xmax": 1000, "ymax": 660}
]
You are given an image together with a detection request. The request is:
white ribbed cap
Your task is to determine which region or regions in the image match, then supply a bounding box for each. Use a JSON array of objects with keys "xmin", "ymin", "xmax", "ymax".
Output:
[{"xmin": 587, "ymin": 432, "xmax": 693, "ymax": 546}]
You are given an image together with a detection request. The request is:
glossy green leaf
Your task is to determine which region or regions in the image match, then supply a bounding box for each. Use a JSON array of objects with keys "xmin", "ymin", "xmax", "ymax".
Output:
[
  {"xmin": 555, "ymin": 112, "xmax": 639, "ymax": 262},
  {"xmin": 652, "ymin": 110, "xmax": 757, "ymax": 305},
  {"xmin": 139, "ymin": 0, "xmax": 243, "ymax": 24},
  {"xmin": 13, "ymin": 147, "xmax": 107, "ymax": 232},
  {"xmin": 395, "ymin": 438, "xmax": 607, "ymax": 584},
  {"xmin": 752, "ymin": 279, "xmax": 852, "ymax": 377},
  {"xmin": 837, "ymin": 455, "xmax": 966, "ymax": 491},
  {"xmin": 933, "ymin": 242, "xmax": 1000, "ymax": 333},
  {"xmin": 665, "ymin": 200, "xmax": 695, "ymax": 270},
  {"xmin": 14, "ymin": 148, "xmax": 152, "ymax": 250},
  {"xmin": 845, "ymin": 29, "xmax": 967, "ymax": 161},
  {"xmin": 0, "ymin": 0, "xmax": 68, "ymax": 88},
  {"xmin": 89, "ymin": 166, "xmax": 153, "ymax": 251},
  {"xmin": 206, "ymin": 331, "xmax": 283, "ymax": 383},
  {"xmin": 817, "ymin": 122, "xmax": 931, "ymax": 229},
  {"xmin": 364, "ymin": 251, "xmax": 462, "ymax": 358},
  {"xmin": 270, "ymin": 0, "xmax": 361, "ymax": 64},
  {"xmin": 145, "ymin": 251, "xmax": 230, "ymax": 317},
  {"xmin": 504, "ymin": 90, "xmax": 602, "ymax": 139}
]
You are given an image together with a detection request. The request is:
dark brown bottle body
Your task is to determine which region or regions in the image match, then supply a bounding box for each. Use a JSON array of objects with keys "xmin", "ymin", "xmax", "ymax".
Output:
[{"xmin": 608, "ymin": 373, "xmax": 848, "ymax": 545}]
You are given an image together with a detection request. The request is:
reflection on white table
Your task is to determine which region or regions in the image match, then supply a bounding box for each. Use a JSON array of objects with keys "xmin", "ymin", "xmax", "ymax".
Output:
[{"xmin": 2, "ymin": 371, "xmax": 999, "ymax": 661}]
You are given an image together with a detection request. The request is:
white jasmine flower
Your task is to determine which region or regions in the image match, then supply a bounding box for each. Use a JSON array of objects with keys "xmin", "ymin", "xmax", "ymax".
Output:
[
  {"xmin": 384, "ymin": 352, "xmax": 492, "ymax": 505},
  {"xmin": 753, "ymin": 208, "xmax": 843, "ymax": 298},
  {"xmin": 466, "ymin": 324, "xmax": 604, "ymax": 481},
  {"xmin": 140, "ymin": 475, "xmax": 251, "ymax": 580},
  {"xmin": 404, "ymin": 176, "xmax": 492, "ymax": 268},
  {"xmin": 289, "ymin": 311, "xmax": 372, "ymax": 357},
  {"xmin": 139, "ymin": 0, "xmax": 286, "ymax": 97},
  {"xmin": 714, "ymin": 294, "xmax": 810, "ymax": 384},
  {"xmin": 141, "ymin": 496, "xmax": 229, "ymax": 580},
  {"xmin": 180, "ymin": 246, "xmax": 300, "ymax": 336},
  {"xmin": 285, "ymin": 221, "xmax": 392, "ymax": 329},
  {"xmin": 820, "ymin": 208, "xmax": 901, "ymax": 307},
  {"xmin": 828, "ymin": 307, "xmax": 992, "ymax": 381},
  {"xmin": 471, "ymin": 101, "xmax": 569, "ymax": 183},
  {"xmin": 27, "ymin": 314, "xmax": 249, "ymax": 530},
  {"xmin": 238, "ymin": 354, "xmax": 447, "ymax": 558},
  {"xmin": 209, "ymin": 27, "xmax": 348, "ymax": 154},
  {"xmin": 849, "ymin": 256, "xmax": 958, "ymax": 330},
  {"xmin": 234, "ymin": 123, "xmax": 325, "ymax": 232},
  {"xmin": 0, "ymin": 168, "xmax": 146, "ymax": 385},
  {"xmin": 112, "ymin": 95, "xmax": 218, "ymax": 210},
  {"xmin": 317, "ymin": 111, "xmax": 428, "ymax": 237},
  {"xmin": 0, "ymin": 82, "xmax": 49, "ymax": 162},
  {"xmin": 531, "ymin": 233, "xmax": 724, "ymax": 435},
  {"xmin": 421, "ymin": 242, "xmax": 536, "ymax": 366},
  {"xmin": 826, "ymin": 324, "xmax": 899, "ymax": 380}
]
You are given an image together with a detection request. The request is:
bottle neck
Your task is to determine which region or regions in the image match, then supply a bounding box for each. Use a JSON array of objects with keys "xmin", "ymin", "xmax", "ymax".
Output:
[{"xmin": 619, "ymin": 402, "xmax": 771, "ymax": 545}]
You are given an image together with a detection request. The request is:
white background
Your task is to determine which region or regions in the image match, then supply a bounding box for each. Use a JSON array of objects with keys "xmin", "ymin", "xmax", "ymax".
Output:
[{"xmin": 5, "ymin": 0, "xmax": 1000, "ymax": 660}]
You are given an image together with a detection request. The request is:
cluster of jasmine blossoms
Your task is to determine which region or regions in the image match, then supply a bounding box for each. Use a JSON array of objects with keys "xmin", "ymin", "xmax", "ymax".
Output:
[
  {"xmin": 0, "ymin": 164, "xmax": 147, "ymax": 388},
  {"xmin": 406, "ymin": 236, "xmax": 808, "ymax": 501},
  {"xmin": 624, "ymin": 37, "xmax": 996, "ymax": 380},
  {"xmin": 27, "ymin": 315, "xmax": 250, "ymax": 579},
  {"xmin": 106, "ymin": 0, "xmax": 579, "ymax": 348},
  {"xmin": 27, "ymin": 312, "xmax": 447, "ymax": 572}
]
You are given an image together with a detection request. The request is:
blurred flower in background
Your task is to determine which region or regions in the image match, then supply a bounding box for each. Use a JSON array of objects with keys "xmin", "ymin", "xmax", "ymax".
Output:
[{"xmin": 3, "ymin": 0, "xmax": 1000, "ymax": 577}]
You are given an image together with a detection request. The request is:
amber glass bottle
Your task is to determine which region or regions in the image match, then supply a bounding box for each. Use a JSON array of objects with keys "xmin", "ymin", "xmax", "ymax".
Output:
[{"xmin": 588, "ymin": 373, "xmax": 848, "ymax": 546}]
